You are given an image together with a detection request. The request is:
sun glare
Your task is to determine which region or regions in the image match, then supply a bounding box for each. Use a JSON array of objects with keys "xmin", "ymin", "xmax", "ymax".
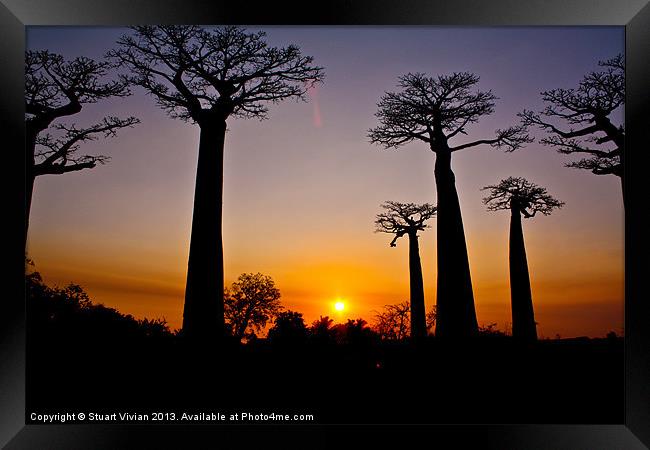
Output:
[{"xmin": 334, "ymin": 301, "xmax": 345, "ymax": 312}]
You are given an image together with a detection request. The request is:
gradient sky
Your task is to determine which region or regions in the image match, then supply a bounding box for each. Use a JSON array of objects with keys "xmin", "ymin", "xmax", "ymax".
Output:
[{"xmin": 26, "ymin": 26, "xmax": 624, "ymax": 338}]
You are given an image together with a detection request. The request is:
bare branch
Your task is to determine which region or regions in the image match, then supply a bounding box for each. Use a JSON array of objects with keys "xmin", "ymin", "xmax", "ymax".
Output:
[
  {"xmin": 375, "ymin": 201, "xmax": 437, "ymax": 247},
  {"xmin": 26, "ymin": 50, "xmax": 131, "ymax": 131},
  {"xmin": 33, "ymin": 116, "xmax": 139, "ymax": 176},
  {"xmin": 449, "ymin": 125, "xmax": 533, "ymax": 152},
  {"xmin": 519, "ymin": 54, "xmax": 624, "ymax": 179}
]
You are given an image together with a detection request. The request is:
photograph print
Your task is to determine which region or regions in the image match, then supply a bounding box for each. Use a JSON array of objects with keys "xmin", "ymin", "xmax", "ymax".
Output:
[{"xmin": 25, "ymin": 25, "xmax": 624, "ymax": 425}]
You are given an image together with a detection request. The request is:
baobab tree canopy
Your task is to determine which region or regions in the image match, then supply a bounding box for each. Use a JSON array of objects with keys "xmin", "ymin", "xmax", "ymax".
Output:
[
  {"xmin": 482, "ymin": 177, "xmax": 565, "ymax": 217},
  {"xmin": 375, "ymin": 201, "xmax": 437, "ymax": 247},
  {"xmin": 25, "ymin": 50, "xmax": 139, "ymax": 176},
  {"xmin": 368, "ymin": 72, "xmax": 531, "ymax": 152},
  {"xmin": 109, "ymin": 26, "xmax": 325, "ymax": 123},
  {"xmin": 520, "ymin": 54, "xmax": 624, "ymax": 179}
]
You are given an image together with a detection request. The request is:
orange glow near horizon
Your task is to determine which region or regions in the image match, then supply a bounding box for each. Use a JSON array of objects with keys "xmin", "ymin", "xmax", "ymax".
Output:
[{"xmin": 26, "ymin": 26, "xmax": 624, "ymax": 339}]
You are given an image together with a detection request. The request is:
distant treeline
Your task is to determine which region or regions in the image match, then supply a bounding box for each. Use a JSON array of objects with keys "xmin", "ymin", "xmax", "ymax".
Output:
[{"xmin": 29, "ymin": 264, "xmax": 619, "ymax": 345}]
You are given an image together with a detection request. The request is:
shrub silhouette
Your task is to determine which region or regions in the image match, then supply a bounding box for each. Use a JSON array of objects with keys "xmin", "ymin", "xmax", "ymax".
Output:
[
  {"xmin": 268, "ymin": 310, "xmax": 308, "ymax": 344},
  {"xmin": 27, "ymin": 266, "xmax": 173, "ymax": 344},
  {"xmin": 373, "ymin": 302, "xmax": 438, "ymax": 340},
  {"xmin": 331, "ymin": 319, "xmax": 379, "ymax": 346}
]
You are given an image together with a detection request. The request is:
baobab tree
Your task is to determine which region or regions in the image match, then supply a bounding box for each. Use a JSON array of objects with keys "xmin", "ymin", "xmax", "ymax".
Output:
[
  {"xmin": 25, "ymin": 50, "xmax": 138, "ymax": 248},
  {"xmin": 375, "ymin": 201, "xmax": 437, "ymax": 340},
  {"xmin": 369, "ymin": 72, "xmax": 531, "ymax": 338},
  {"xmin": 482, "ymin": 177, "xmax": 564, "ymax": 341},
  {"xmin": 109, "ymin": 26, "xmax": 324, "ymax": 341},
  {"xmin": 520, "ymin": 54, "xmax": 624, "ymax": 204}
]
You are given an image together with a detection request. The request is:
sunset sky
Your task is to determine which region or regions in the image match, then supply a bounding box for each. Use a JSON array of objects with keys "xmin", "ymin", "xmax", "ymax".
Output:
[{"xmin": 26, "ymin": 26, "xmax": 624, "ymax": 338}]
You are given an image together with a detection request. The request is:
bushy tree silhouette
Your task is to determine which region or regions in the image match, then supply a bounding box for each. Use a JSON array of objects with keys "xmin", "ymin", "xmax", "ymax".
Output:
[
  {"xmin": 109, "ymin": 26, "xmax": 324, "ymax": 342},
  {"xmin": 27, "ymin": 261, "xmax": 173, "ymax": 343},
  {"xmin": 520, "ymin": 55, "xmax": 624, "ymax": 204},
  {"xmin": 25, "ymin": 50, "xmax": 139, "ymax": 247},
  {"xmin": 224, "ymin": 272, "xmax": 283, "ymax": 342},
  {"xmin": 309, "ymin": 315, "xmax": 335, "ymax": 345},
  {"xmin": 331, "ymin": 319, "xmax": 378, "ymax": 346},
  {"xmin": 375, "ymin": 201, "xmax": 436, "ymax": 340},
  {"xmin": 369, "ymin": 72, "xmax": 531, "ymax": 338},
  {"xmin": 267, "ymin": 310, "xmax": 308, "ymax": 344},
  {"xmin": 482, "ymin": 177, "xmax": 564, "ymax": 341}
]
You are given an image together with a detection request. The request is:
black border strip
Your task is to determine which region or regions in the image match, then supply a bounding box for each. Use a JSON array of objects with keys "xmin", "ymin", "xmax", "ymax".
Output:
[{"xmin": 1, "ymin": 0, "xmax": 649, "ymax": 448}]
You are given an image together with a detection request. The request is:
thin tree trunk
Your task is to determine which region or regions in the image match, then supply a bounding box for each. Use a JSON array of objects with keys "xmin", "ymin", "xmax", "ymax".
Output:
[
  {"xmin": 182, "ymin": 119, "xmax": 226, "ymax": 342},
  {"xmin": 509, "ymin": 204, "xmax": 537, "ymax": 341},
  {"xmin": 408, "ymin": 231, "xmax": 427, "ymax": 340},
  {"xmin": 433, "ymin": 149, "xmax": 478, "ymax": 338}
]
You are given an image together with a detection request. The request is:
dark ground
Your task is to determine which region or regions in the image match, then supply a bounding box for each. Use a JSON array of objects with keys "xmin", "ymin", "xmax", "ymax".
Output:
[
  {"xmin": 25, "ymin": 269, "xmax": 623, "ymax": 425},
  {"xmin": 27, "ymin": 331, "xmax": 622, "ymax": 424}
]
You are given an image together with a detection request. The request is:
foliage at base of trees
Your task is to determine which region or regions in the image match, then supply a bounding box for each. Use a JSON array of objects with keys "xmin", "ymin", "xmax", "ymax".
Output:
[
  {"xmin": 372, "ymin": 302, "xmax": 437, "ymax": 340},
  {"xmin": 267, "ymin": 310, "xmax": 309, "ymax": 343},
  {"xmin": 27, "ymin": 266, "xmax": 173, "ymax": 343}
]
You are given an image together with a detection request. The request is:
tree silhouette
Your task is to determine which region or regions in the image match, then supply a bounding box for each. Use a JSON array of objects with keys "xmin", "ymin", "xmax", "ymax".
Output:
[
  {"xmin": 520, "ymin": 55, "xmax": 624, "ymax": 204},
  {"xmin": 25, "ymin": 50, "xmax": 138, "ymax": 247},
  {"xmin": 425, "ymin": 305, "xmax": 437, "ymax": 335},
  {"xmin": 369, "ymin": 72, "xmax": 531, "ymax": 338},
  {"xmin": 309, "ymin": 315, "xmax": 335, "ymax": 345},
  {"xmin": 373, "ymin": 301, "xmax": 410, "ymax": 340},
  {"xmin": 482, "ymin": 177, "xmax": 564, "ymax": 341},
  {"xmin": 375, "ymin": 201, "xmax": 436, "ymax": 340},
  {"xmin": 109, "ymin": 26, "xmax": 324, "ymax": 342},
  {"xmin": 267, "ymin": 310, "xmax": 308, "ymax": 344},
  {"xmin": 330, "ymin": 319, "xmax": 378, "ymax": 346},
  {"xmin": 27, "ymin": 261, "xmax": 174, "ymax": 344},
  {"xmin": 224, "ymin": 272, "xmax": 283, "ymax": 342},
  {"xmin": 373, "ymin": 301, "xmax": 437, "ymax": 340}
]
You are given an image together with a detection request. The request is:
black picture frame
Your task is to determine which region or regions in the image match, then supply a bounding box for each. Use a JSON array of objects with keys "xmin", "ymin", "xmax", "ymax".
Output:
[{"xmin": 1, "ymin": 0, "xmax": 649, "ymax": 448}]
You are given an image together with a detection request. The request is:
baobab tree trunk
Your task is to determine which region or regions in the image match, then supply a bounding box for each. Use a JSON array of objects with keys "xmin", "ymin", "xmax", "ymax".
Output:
[
  {"xmin": 407, "ymin": 231, "xmax": 427, "ymax": 341},
  {"xmin": 433, "ymin": 149, "xmax": 479, "ymax": 338},
  {"xmin": 509, "ymin": 203, "xmax": 537, "ymax": 341},
  {"xmin": 182, "ymin": 119, "xmax": 226, "ymax": 342}
]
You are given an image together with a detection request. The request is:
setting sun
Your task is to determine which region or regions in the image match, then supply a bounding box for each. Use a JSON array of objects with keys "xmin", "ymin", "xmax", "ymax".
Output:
[{"xmin": 334, "ymin": 301, "xmax": 345, "ymax": 312}]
